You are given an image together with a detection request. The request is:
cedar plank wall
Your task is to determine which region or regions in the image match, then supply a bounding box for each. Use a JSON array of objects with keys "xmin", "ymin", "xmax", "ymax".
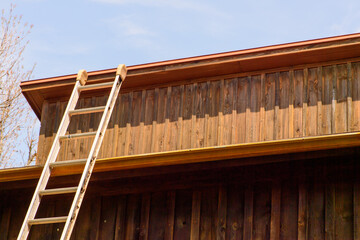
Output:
[
  {"xmin": 1, "ymin": 152, "xmax": 360, "ymax": 239},
  {"xmin": 37, "ymin": 61, "xmax": 360, "ymax": 164}
]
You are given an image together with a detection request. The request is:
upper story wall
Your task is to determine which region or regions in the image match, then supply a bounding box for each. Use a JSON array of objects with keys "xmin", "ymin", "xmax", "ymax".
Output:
[{"xmin": 36, "ymin": 59, "xmax": 360, "ymax": 164}]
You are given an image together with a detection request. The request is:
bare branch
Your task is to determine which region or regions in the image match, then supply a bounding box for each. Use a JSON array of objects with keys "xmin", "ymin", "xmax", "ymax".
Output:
[{"xmin": 0, "ymin": 4, "xmax": 37, "ymax": 168}]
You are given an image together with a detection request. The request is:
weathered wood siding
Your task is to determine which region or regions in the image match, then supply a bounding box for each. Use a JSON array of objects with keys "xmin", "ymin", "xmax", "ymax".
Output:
[
  {"xmin": 37, "ymin": 61, "xmax": 360, "ymax": 164},
  {"xmin": 2, "ymin": 152, "xmax": 360, "ymax": 239}
]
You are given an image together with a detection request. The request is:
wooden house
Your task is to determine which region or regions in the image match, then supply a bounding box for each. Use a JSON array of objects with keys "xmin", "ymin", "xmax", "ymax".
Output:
[{"xmin": 1, "ymin": 33, "xmax": 360, "ymax": 239}]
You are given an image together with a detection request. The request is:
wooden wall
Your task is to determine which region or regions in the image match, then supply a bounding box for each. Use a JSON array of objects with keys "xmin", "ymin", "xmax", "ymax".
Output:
[
  {"xmin": 37, "ymin": 61, "xmax": 360, "ymax": 164},
  {"xmin": 1, "ymin": 150, "xmax": 360, "ymax": 239}
]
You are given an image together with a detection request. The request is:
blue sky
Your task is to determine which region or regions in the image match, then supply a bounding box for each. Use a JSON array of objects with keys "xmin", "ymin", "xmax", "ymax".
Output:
[{"xmin": 1, "ymin": 0, "xmax": 360, "ymax": 80}]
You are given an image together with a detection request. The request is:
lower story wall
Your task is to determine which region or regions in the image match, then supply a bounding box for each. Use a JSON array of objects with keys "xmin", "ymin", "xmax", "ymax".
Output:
[{"xmin": 1, "ymin": 150, "xmax": 360, "ymax": 239}]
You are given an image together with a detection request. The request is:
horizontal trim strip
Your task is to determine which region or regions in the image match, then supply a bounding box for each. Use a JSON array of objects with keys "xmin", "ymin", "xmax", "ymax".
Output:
[{"xmin": 1, "ymin": 132, "xmax": 360, "ymax": 183}]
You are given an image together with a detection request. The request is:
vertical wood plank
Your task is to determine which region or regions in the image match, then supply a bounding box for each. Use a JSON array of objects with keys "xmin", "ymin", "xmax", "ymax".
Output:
[
  {"xmin": 274, "ymin": 72, "xmax": 280, "ymax": 140},
  {"xmin": 7, "ymin": 196, "xmax": 30, "ymax": 239},
  {"xmin": 191, "ymin": 83, "xmax": 198, "ymax": 148},
  {"xmin": 280, "ymin": 181, "xmax": 298, "ymax": 240},
  {"xmin": 150, "ymin": 88, "xmax": 159, "ymax": 153},
  {"xmin": 37, "ymin": 100, "xmax": 49, "ymax": 164},
  {"xmin": 174, "ymin": 190, "xmax": 192, "ymax": 240},
  {"xmin": 302, "ymin": 68, "xmax": 308, "ymax": 137},
  {"xmin": 163, "ymin": 87, "xmax": 171, "ymax": 152},
  {"xmin": 259, "ymin": 73, "xmax": 266, "ymax": 142},
  {"xmin": 218, "ymin": 79, "xmax": 224, "ymax": 146},
  {"xmin": 194, "ymin": 82, "xmax": 207, "ymax": 148},
  {"xmin": 167, "ymin": 86, "xmax": 181, "ymax": 151},
  {"xmin": 331, "ymin": 65, "xmax": 337, "ymax": 134},
  {"xmin": 308, "ymin": 182, "xmax": 324, "ymax": 240},
  {"xmin": 270, "ymin": 181, "xmax": 281, "ymax": 240},
  {"xmin": 129, "ymin": 91, "xmax": 142, "ymax": 155},
  {"xmin": 165, "ymin": 191, "xmax": 176, "ymax": 240},
  {"xmin": 335, "ymin": 181, "xmax": 353, "ymax": 240},
  {"xmin": 231, "ymin": 78, "xmax": 238, "ymax": 144},
  {"xmin": 96, "ymin": 95, "xmax": 108, "ymax": 158},
  {"xmin": 115, "ymin": 93, "xmax": 127, "ymax": 156},
  {"xmin": 243, "ymin": 185, "xmax": 254, "ymax": 240},
  {"xmin": 124, "ymin": 92, "xmax": 133, "ymax": 156},
  {"xmin": 217, "ymin": 186, "xmax": 227, "ymax": 240},
  {"xmin": 317, "ymin": 67, "xmax": 323, "ymax": 136},
  {"xmin": 138, "ymin": 90, "xmax": 146, "ymax": 154},
  {"xmin": 113, "ymin": 93, "xmax": 132, "ymax": 156},
  {"xmin": 264, "ymin": 73, "xmax": 275, "ymax": 141},
  {"xmin": 223, "ymin": 79, "xmax": 234, "ymax": 145},
  {"xmin": 102, "ymin": 96, "xmax": 114, "ymax": 158},
  {"xmin": 351, "ymin": 62, "xmax": 360, "ymax": 131},
  {"xmin": 181, "ymin": 84, "xmax": 193, "ymax": 149},
  {"xmin": 226, "ymin": 185, "xmax": 244, "ymax": 240},
  {"xmin": 154, "ymin": 87, "xmax": 167, "ymax": 152},
  {"xmin": 354, "ymin": 178, "xmax": 360, "ymax": 240},
  {"xmin": 57, "ymin": 101, "xmax": 67, "ymax": 162},
  {"xmin": 98, "ymin": 196, "xmax": 118, "ymax": 239},
  {"xmin": 0, "ymin": 195, "xmax": 11, "ymax": 240},
  {"xmin": 347, "ymin": 62, "xmax": 353, "ymax": 132},
  {"xmin": 177, "ymin": 85, "xmax": 184, "ymax": 150},
  {"xmin": 125, "ymin": 194, "xmax": 141, "ymax": 240},
  {"xmin": 249, "ymin": 75, "xmax": 261, "ymax": 142},
  {"xmin": 111, "ymin": 94, "xmax": 122, "ymax": 157},
  {"xmin": 148, "ymin": 192, "xmax": 168, "ymax": 240},
  {"xmin": 335, "ymin": 64, "xmax": 348, "ymax": 133},
  {"xmin": 294, "ymin": 70, "xmax": 304, "ymax": 138},
  {"xmin": 114, "ymin": 196, "xmax": 127, "ymax": 240},
  {"xmin": 236, "ymin": 77, "xmax": 248, "ymax": 144},
  {"xmin": 143, "ymin": 89, "xmax": 155, "ymax": 153},
  {"xmin": 298, "ymin": 182, "xmax": 308, "ymax": 240},
  {"xmin": 277, "ymin": 71, "xmax": 290, "ymax": 139},
  {"xmin": 325, "ymin": 180, "xmax": 335, "ymax": 240},
  {"xmin": 200, "ymin": 188, "xmax": 217, "ymax": 240},
  {"xmin": 190, "ymin": 190, "xmax": 201, "ymax": 240},
  {"xmin": 208, "ymin": 81, "xmax": 220, "ymax": 147},
  {"xmin": 288, "ymin": 70, "xmax": 294, "ymax": 139},
  {"xmin": 139, "ymin": 193, "xmax": 151, "ymax": 240},
  {"xmin": 306, "ymin": 68, "xmax": 319, "ymax": 136},
  {"xmin": 253, "ymin": 183, "xmax": 271, "ymax": 240},
  {"xmin": 321, "ymin": 66, "xmax": 333, "ymax": 135},
  {"xmin": 80, "ymin": 98, "xmax": 92, "ymax": 159}
]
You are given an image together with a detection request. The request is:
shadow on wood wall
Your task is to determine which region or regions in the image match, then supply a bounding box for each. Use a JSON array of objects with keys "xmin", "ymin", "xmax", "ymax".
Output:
[{"xmin": 36, "ymin": 62, "xmax": 360, "ymax": 164}]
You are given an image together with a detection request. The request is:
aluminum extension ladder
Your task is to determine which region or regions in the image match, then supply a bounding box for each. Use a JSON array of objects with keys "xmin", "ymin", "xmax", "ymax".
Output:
[{"xmin": 17, "ymin": 64, "xmax": 127, "ymax": 240}]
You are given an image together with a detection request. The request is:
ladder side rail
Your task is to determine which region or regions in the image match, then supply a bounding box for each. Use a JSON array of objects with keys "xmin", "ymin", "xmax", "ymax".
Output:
[
  {"xmin": 61, "ymin": 75, "xmax": 123, "ymax": 240},
  {"xmin": 17, "ymin": 81, "xmax": 81, "ymax": 240}
]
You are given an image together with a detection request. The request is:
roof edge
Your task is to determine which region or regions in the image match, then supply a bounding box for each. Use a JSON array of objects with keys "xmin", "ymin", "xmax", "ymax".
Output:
[{"xmin": 20, "ymin": 32, "xmax": 360, "ymax": 88}]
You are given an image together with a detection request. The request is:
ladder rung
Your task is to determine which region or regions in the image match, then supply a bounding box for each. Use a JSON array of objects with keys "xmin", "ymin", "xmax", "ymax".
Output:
[
  {"xmin": 39, "ymin": 187, "xmax": 78, "ymax": 196},
  {"xmin": 59, "ymin": 131, "xmax": 96, "ymax": 140},
  {"xmin": 69, "ymin": 106, "xmax": 106, "ymax": 116},
  {"xmin": 28, "ymin": 216, "xmax": 67, "ymax": 225},
  {"xmin": 78, "ymin": 82, "xmax": 113, "ymax": 91},
  {"xmin": 49, "ymin": 159, "xmax": 87, "ymax": 168}
]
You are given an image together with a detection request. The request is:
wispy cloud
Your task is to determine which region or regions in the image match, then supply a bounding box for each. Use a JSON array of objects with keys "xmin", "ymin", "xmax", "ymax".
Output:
[
  {"xmin": 104, "ymin": 17, "xmax": 153, "ymax": 37},
  {"xmin": 91, "ymin": 0, "xmax": 227, "ymax": 17}
]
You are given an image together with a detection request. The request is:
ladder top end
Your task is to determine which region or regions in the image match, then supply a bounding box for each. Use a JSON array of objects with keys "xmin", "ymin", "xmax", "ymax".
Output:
[
  {"xmin": 116, "ymin": 64, "xmax": 127, "ymax": 81},
  {"xmin": 77, "ymin": 69, "xmax": 88, "ymax": 86}
]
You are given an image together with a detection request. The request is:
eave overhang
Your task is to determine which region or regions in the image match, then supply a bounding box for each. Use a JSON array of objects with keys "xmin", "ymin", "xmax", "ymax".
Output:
[{"xmin": 21, "ymin": 33, "xmax": 360, "ymax": 119}]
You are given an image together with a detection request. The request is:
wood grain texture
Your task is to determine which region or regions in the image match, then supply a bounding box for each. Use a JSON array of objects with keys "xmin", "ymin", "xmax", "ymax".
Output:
[
  {"xmin": 4, "ymin": 153, "xmax": 360, "ymax": 239},
  {"xmin": 36, "ymin": 61, "xmax": 360, "ymax": 167},
  {"xmin": 190, "ymin": 190, "xmax": 201, "ymax": 240}
]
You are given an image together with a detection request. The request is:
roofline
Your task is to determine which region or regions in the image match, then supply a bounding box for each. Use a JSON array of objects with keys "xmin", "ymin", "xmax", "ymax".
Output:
[{"xmin": 20, "ymin": 32, "xmax": 360, "ymax": 88}]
